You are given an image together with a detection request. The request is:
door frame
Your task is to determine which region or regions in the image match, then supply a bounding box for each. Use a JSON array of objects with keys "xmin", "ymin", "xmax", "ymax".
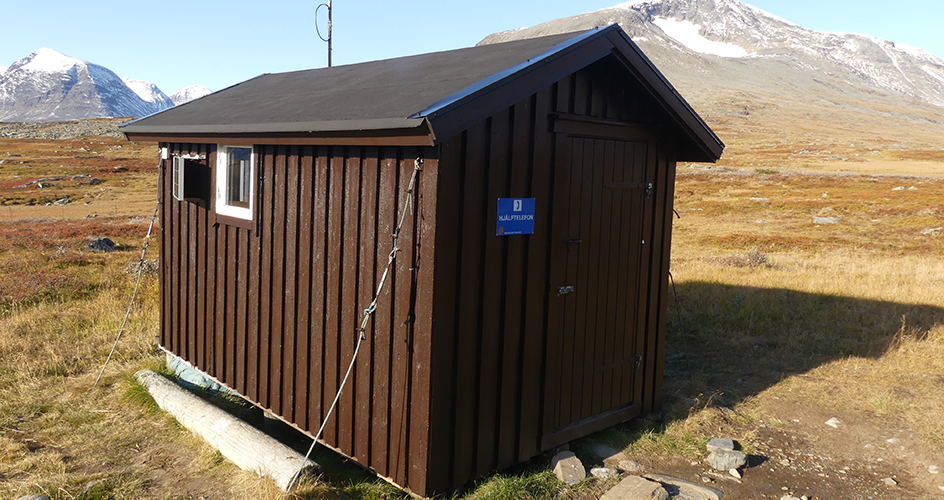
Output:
[{"xmin": 540, "ymin": 114, "xmax": 661, "ymax": 451}]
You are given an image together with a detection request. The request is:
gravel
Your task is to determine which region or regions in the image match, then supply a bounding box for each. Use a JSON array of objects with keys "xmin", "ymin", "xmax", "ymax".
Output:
[{"xmin": 0, "ymin": 118, "xmax": 129, "ymax": 139}]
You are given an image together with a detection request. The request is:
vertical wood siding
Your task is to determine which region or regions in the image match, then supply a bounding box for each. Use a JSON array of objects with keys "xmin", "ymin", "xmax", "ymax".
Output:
[
  {"xmin": 160, "ymin": 143, "xmax": 437, "ymax": 493},
  {"xmin": 427, "ymin": 57, "xmax": 676, "ymax": 492}
]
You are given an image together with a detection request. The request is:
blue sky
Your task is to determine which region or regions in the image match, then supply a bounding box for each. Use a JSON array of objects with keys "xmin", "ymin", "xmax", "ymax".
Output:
[{"xmin": 1, "ymin": 0, "xmax": 941, "ymax": 95}]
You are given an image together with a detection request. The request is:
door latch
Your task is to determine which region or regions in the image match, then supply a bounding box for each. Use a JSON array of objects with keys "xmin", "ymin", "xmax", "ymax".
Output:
[
  {"xmin": 557, "ymin": 285, "xmax": 575, "ymax": 296},
  {"xmin": 634, "ymin": 353, "xmax": 643, "ymax": 369}
]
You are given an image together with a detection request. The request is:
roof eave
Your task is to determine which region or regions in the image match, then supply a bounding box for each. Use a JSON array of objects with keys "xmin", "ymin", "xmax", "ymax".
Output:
[{"xmin": 123, "ymin": 118, "xmax": 435, "ymax": 147}]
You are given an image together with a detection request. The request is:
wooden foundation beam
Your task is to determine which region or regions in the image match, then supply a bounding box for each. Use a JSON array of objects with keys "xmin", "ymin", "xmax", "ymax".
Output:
[{"xmin": 134, "ymin": 369, "xmax": 321, "ymax": 490}]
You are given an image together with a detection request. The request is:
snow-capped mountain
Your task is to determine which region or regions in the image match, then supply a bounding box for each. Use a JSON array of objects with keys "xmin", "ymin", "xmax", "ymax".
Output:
[
  {"xmin": 0, "ymin": 48, "xmax": 167, "ymax": 122},
  {"xmin": 0, "ymin": 48, "xmax": 209, "ymax": 122},
  {"xmin": 121, "ymin": 77, "xmax": 174, "ymax": 108},
  {"xmin": 169, "ymin": 85, "xmax": 212, "ymax": 106},
  {"xmin": 482, "ymin": 0, "xmax": 944, "ymax": 110}
]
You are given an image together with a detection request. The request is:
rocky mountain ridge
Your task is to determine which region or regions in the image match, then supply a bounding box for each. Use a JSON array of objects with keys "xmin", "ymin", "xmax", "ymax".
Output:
[
  {"xmin": 121, "ymin": 77, "xmax": 175, "ymax": 109},
  {"xmin": 0, "ymin": 48, "xmax": 208, "ymax": 123},
  {"xmin": 169, "ymin": 85, "xmax": 212, "ymax": 106},
  {"xmin": 623, "ymin": 0, "xmax": 944, "ymax": 107},
  {"xmin": 481, "ymin": 0, "xmax": 944, "ymax": 143}
]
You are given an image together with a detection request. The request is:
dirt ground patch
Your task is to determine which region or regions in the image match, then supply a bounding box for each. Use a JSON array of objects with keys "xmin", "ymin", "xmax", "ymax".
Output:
[
  {"xmin": 130, "ymin": 443, "xmax": 236, "ymax": 498},
  {"xmin": 601, "ymin": 401, "xmax": 944, "ymax": 499}
]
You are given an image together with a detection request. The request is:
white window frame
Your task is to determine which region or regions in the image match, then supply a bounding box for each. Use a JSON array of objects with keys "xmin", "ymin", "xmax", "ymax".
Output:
[
  {"xmin": 172, "ymin": 155, "xmax": 186, "ymax": 201},
  {"xmin": 215, "ymin": 145, "xmax": 255, "ymax": 220}
]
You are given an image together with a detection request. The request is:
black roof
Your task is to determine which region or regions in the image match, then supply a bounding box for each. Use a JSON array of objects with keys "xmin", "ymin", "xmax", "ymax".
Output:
[{"xmin": 122, "ymin": 25, "xmax": 723, "ymax": 161}]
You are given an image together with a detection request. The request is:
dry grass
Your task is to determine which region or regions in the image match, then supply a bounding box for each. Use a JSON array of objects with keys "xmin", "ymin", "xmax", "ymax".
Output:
[
  {"xmin": 0, "ymin": 133, "xmax": 270, "ymax": 499},
  {"xmin": 0, "ymin": 233, "xmax": 285, "ymax": 499},
  {"xmin": 1, "ymin": 121, "xmax": 942, "ymax": 497},
  {"xmin": 665, "ymin": 165, "xmax": 944, "ymax": 455},
  {"xmin": 0, "ymin": 134, "xmax": 158, "ymax": 219}
]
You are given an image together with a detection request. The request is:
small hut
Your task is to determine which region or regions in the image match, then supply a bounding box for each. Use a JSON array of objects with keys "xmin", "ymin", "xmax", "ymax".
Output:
[{"xmin": 122, "ymin": 25, "xmax": 723, "ymax": 496}]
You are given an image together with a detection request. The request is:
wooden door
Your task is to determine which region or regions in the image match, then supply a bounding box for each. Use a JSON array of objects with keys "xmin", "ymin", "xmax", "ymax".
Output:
[{"xmin": 542, "ymin": 130, "xmax": 655, "ymax": 449}]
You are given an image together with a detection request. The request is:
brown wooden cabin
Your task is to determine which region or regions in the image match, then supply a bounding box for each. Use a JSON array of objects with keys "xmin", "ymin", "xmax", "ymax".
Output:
[{"xmin": 122, "ymin": 25, "xmax": 723, "ymax": 496}]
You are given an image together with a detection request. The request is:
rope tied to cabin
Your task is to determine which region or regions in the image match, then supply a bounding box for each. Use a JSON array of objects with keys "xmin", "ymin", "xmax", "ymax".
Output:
[
  {"xmin": 93, "ymin": 160, "xmax": 162, "ymax": 388},
  {"xmin": 286, "ymin": 157, "xmax": 424, "ymax": 493}
]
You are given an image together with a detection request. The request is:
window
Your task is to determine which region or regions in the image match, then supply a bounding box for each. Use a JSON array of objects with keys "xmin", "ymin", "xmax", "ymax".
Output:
[
  {"xmin": 171, "ymin": 154, "xmax": 210, "ymax": 205},
  {"xmin": 216, "ymin": 145, "xmax": 255, "ymax": 220}
]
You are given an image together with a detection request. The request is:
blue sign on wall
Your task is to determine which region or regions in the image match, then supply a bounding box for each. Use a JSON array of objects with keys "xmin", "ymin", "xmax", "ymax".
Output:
[{"xmin": 497, "ymin": 198, "xmax": 535, "ymax": 236}]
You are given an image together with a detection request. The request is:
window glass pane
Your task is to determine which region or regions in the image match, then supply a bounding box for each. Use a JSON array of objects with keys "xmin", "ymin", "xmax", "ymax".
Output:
[{"xmin": 226, "ymin": 147, "xmax": 252, "ymax": 209}]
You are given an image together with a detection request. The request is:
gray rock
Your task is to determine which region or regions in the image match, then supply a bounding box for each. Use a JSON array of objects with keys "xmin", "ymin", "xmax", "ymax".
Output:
[
  {"xmin": 825, "ymin": 417, "xmax": 841, "ymax": 428},
  {"xmin": 707, "ymin": 449, "xmax": 747, "ymax": 471},
  {"xmin": 551, "ymin": 450, "xmax": 586, "ymax": 485},
  {"xmin": 643, "ymin": 473, "xmax": 723, "ymax": 500},
  {"xmin": 601, "ymin": 475, "xmax": 669, "ymax": 500},
  {"xmin": 591, "ymin": 467, "xmax": 618, "ymax": 479},
  {"xmin": 812, "ymin": 216, "xmax": 840, "ymax": 225},
  {"xmin": 591, "ymin": 443, "xmax": 624, "ymax": 461},
  {"xmin": 619, "ymin": 459, "xmax": 644, "ymax": 473},
  {"xmin": 86, "ymin": 237, "xmax": 116, "ymax": 252},
  {"xmin": 882, "ymin": 477, "xmax": 898, "ymax": 487},
  {"xmin": 706, "ymin": 438, "xmax": 736, "ymax": 453}
]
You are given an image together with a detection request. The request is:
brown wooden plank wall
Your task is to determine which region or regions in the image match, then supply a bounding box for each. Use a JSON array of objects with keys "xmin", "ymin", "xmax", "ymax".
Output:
[
  {"xmin": 160, "ymin": 143, "xmax": 438, "ymax": 493},
  {"xmin": 426, "ymin": 56, "xmax": 674, "ymax": 493}
]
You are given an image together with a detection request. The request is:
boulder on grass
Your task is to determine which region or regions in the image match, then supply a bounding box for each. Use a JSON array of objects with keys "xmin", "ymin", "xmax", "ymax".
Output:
[
  {"xmin": 86, "ymin": 237, "xmax": 115, "ymax": 252},
  {"xmin": 551, "ymin": 450, "xmax": 586, "ymax": 485}
]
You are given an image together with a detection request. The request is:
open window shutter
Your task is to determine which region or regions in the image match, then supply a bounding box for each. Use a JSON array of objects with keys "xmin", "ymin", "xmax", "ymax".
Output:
[{"xmin": 172, "ymin": 156, "xmax": 186, "ymax": 201}]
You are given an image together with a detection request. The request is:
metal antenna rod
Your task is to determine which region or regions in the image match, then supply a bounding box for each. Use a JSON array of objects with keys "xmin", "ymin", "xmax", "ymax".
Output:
[
  {"xmin": 327, "ymin": 0, "xmax": 332, "ymax": 67},
  {"xmin": 315, "ymin": 0, "xmax": 333, "ymax": 67}
]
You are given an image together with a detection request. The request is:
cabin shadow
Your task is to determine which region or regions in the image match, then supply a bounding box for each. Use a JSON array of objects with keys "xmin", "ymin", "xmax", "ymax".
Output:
[
  {"xmin": 659, "ymin": 280, "xmax": 944, "ymax": 412},
  {"xmin": 568, "ymin": 280, "xmax": 944, "ymax": 471}
]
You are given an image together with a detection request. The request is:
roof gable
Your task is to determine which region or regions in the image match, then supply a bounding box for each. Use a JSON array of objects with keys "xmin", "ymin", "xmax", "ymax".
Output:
[{"xmin": 122, "ymin": 25, "xmax": 723, "ymax": 161}]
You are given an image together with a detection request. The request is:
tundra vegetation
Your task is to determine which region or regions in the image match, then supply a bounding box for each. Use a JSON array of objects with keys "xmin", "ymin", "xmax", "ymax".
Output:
[{"xmin": 0, "ymin": 118, "xmax": 941, "ymax": 499}]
